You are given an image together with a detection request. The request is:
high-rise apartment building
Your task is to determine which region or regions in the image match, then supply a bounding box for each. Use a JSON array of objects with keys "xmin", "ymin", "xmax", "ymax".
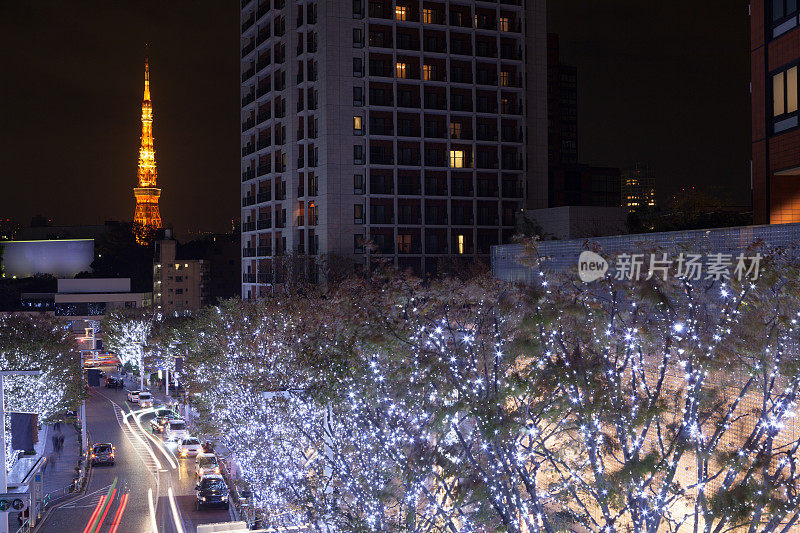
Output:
[
  {"xmin": 240, "ymin": 0, "xmax": 545, "ymax": 296},
  {"xmin": 752, "ymin": 0, "xmax": 800, "ymax": 224},
  {"xmin": 621, "ymin": 163, "xmax": 656, "ymax": 214}
]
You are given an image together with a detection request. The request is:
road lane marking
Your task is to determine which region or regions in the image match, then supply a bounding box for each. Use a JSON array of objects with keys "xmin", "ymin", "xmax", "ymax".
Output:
[
  {"xmin": 108, "ymin": 492, "xmax": 129, "ymax": 533},
  {"xmin": 89, "ymin": 486, "xmax": 116, "ymax": 533},
  {"xmin": 81, "ymin": 495, "xmax": 106, "ymax": 533},
  {"xmin": 132, "ymin": 408, "xmax": 178, "ymax": 469},
  {"xmin": 148, "ymin": 487, "xmax": 158, "ymax": 533},
  {"xmin": 167, "ymin": 486, "xmax": 185, "ymax": 533}
]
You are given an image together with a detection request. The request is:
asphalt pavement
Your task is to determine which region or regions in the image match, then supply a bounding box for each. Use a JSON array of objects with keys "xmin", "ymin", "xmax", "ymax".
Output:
[{"xmin": 38, "ymin": 372, "xmax": 232, "ymax": 532}]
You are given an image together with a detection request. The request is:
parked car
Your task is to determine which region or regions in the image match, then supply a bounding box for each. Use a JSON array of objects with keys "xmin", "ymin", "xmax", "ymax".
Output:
[
  {"xmin": 177, "ymin": 437, "xmax": 202, "ymax": 458},
  {"xmin": 127, "ymin": 390, "xmax": 140, "ymax": 403},
  {"xmin": 164, "ymin": 419, "xmax": 190, "ymax": 442},
  {"xmin": 138, "ymin": 391, "xmax": 153, "ymax": 408},
  {"xmin": 195, "ymin": 474, "xmax": 229, "ymax": 510},
  {"xmin": 105, "ymin": 376, "xmax": 123, "ymax": 389},
  {"xmin": 195, "ymin": 453, "xmax": 220, "ymax": 479},
  {"xmin": 90, "ymin": 443, "xmax": 115, "ymax": 466}
]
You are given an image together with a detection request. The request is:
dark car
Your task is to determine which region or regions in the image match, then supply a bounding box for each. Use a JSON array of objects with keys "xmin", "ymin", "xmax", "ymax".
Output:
[
  {"xmin": 90, "ymin": 443, "xmax": 115, "ymax": 466},
  {"xmin": 105, "ymin": 376, "xmax": 123, "ymax": 389},
  {"xmin": 195, "ymin": 475, "xmax": 229, "ymax": 510}
]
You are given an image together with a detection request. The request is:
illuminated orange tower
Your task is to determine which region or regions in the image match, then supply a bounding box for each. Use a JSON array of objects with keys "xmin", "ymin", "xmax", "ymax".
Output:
[{"xmin": 133, "ymin": 56, "xmax": 162, "ymax": 243}]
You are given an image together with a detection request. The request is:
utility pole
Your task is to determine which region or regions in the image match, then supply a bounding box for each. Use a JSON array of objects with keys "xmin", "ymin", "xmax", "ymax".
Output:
[{"xmin": 0, "ymin": 370, "xmax": 41, "ymax": 533}]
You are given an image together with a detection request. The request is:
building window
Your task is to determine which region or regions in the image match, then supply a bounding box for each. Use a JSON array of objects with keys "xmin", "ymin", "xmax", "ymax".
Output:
[
  {"xmin": 354, "ymin": 116, "xmax": 363, "ymax": 135},
  {"xmin": 354, "ymin": 234, "xmax": 365, "ymax": 253},
  {"xmin": 353, "ymin": 28, "xmax": 364, "ymax": 47},
  {"xmin": 396, "ymin": 62, "xmax": 407, "ymax": 78},
  {"xmin": 423, "ymin": 8, "xmax": 433, "ymax": 24},
  {"xmin": 354, "ymin": 204, "xmax": 364, "ymax": 224},
  {"xmin": 353, "ymin": 57, "xmax": 364, "ymax": 77},
  {"xmin": 449, "ymin": 150, "xmax": 465, "ymax": 168},
  {"xmin": 354, "ymin": 174, "xmax": 364, "ymax": 194},
  {"xmin": 457, "ymin": 234, "xmax": 465, "ymax": 254},
  {"xmin": 500, "ymin": 71, "xmax": 510, "ymax": 87},
  {"xmin": 450, "ymin": 122, "xmax": 462, "ymax": 139},
  {"xmin": 423, "ymin": 64, "xmax": 434, "ymax": 81},
  {"xmin": 353, "ymin": 0, "xmax": 363, "ymax": 18},
  {"xmin": 354, "ymin": 145, "xmax": 364, "ymax": 164},
  {"xmin": 395, "ymin": 5, "xmax": 407, "ymax": 21},
  {"xmin": 353, "ymin": 86, "xmax": 364, "ymax": 106},
  {"xmin": 499, "ymin": 17, "xmax": 509, "ymax": 31},
  {"xmin": 774, "ymin": 0, "xmax": 799, "ymax": 22},
  {"xmin": 397, "ymin": 234, "xmax": 412, "ymax": 253},
  {"xmin": 774, "ymin": 66, "xmax": 798, "ymax": 117}
]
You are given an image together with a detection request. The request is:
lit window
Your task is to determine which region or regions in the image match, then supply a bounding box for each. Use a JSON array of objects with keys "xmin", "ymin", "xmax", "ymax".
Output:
[
  {"xmin": 457, "ymin": 234, "xmax": 465, "ymax": 254},
  {"xmin": 395, "ymin": 6, "xmax": 407, "ymax": 20},
  {"xmin": 397, "ymin": 234, "xmax": 412, "ymax": 253},
  {"xmin": 450, "ymin": 122, "xmax": 462, "ymax": 139},
  {"xmin": 449, "ymin": 150, "xmax": 465, "ymax": 168},
  {"xmin": 500, "ymin": 72, "xmax": 510, "ymax": 87},
  {"xmin": 423, "ymin": 64, "xmax": 433, "ymax": 81},
  {"xmin": 422, "ymin": 8, "xmax": 432, "ymax": 24},
  {"xmin": 396, "ymin": 62, "xmax": 407, "ymax": 78},
  {"xmin": 354, "ymin": 116, "xmax": 363, "ymax": 134},
  {"xmin": 499, "ymin": 17, "xmax": 509, "ymax": 31},
  {"xmin": 774, "ymin": 66, "xmax": 799, "ymax": 118}
]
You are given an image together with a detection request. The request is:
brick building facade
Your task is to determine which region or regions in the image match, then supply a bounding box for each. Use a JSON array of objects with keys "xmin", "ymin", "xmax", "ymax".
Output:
[{"xmin": 752, "ymin": 0, "xmax": 800, "ymax": 224}]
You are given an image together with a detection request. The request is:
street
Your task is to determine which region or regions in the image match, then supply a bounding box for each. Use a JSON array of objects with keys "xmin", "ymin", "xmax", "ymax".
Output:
[{"xmin": 40, "ymin": 372, "xmax": 232, "ymax": 532}]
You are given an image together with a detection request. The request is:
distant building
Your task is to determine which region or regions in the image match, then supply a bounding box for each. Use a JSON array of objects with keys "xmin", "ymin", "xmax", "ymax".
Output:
[
  {"xmin": 0, "ymin": 219, "xmax": 20, "ymax": 241},
  {"xmin": 546, "ymin": 34, "xmax": 621, "ymax": 211},
  {"xmin": 547, "ymin": 34, "xmax": 577, "ymax": 167},
  {"xmin": 1, "ymin": 239, "xmax": 94, "ymax": 278},
  {"xmin": 21, "ymin": 278, "xmax": 150, "ymax": 330},
  {"xmin": 621, "ymin": 163, "xmax": 656, "ymax": 213},
  {"xmin": 154, "ymin": 232, "xmax": 208, "ymax": 315},
  {"xmin": 751, "ymin": 1, "xmax": 800, "ymax": 224}
]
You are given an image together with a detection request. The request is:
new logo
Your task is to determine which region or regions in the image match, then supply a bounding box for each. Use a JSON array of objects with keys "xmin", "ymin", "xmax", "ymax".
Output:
[{"xmin": 578, "ymin": 251, "xmax": 608, "ymax": 283}]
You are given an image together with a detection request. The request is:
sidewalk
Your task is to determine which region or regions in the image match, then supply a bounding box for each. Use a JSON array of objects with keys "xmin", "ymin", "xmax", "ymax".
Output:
[{"xmin": 41, "ymin": 422, "xmax": 80, "ymax": 499}]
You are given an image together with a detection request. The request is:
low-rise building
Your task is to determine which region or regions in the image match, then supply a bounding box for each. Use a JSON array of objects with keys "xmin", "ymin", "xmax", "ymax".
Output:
[{"xmin": 154, "ymin": 233, "xmax": 208, "ymax": 315}]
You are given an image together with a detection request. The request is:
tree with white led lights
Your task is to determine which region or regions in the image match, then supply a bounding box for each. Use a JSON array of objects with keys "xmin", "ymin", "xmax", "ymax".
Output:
[
  {"xmin": 0, "ymin": 313, "xmax": 83, "ymax": 468},
  {"xmin": 103, "ymin": 308, "xmax": 156, "ymax": 389},
  {"xmin": 110, "ymin": 252, "xmax": 800, "ymax": 532}
]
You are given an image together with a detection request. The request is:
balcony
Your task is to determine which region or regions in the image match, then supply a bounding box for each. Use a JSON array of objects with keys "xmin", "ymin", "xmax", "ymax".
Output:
[
  {"xmin": 257, "ymin": 191, "xmax": 271, "ymax": 203},
  {"xmin": 241, "ymin": 117, "xmax": 255, "ymax": 132},
  {"xmin": 242, "ymin": 221, "xmax": 256, "ymax": 232},
  {"xmin": 242, "ymin": 92, "xmax": 255, "ymax": 107},
  {"xmin": 257, "ymin": 164, "xmax": 270, "ymax": 176},
  {"xmin": 242, "ymin": 144, "xmax": 255, "ymax": 156},
  {"xmin": 241, "ymin": 67, "xmax": 255, "ymax": 83},
  {"xmin": 257, "ymin": 245, "xmax": 272, "ymax": 256},
  {"xmin": 243, "ymin": 248, "xmax": 257, "ymax": 258},
  {"xmin": 257, "ymin": 217, "xmax": 271, "ymax": 229},
  {"xmin": 241, "ymin": 168, "xmax": 255, "ymax": 182},
  {"xmin": 256, "ymin": 111, "xmax": 270, "ymax": 124},
  {"xmin": 257, "ymin": 137, "xmax": 270, "ymax": 150},
  {"xmin": 258, "ymin": 270, "xmax": 273, "ymax": 284},
  {"xmin": 243, "ymin": 273, "xmax": 257, "ymax": 283},
  {"xmin": 242, "ymin": 195, "xmax": 256, "ymax": 207},
  {"xmin": 241, "ymin": 16, "xmax": 255, "ymax": 32},
  {"xmin": 241, "ymin": 42, "xmax": 255, "ymax": 58}
]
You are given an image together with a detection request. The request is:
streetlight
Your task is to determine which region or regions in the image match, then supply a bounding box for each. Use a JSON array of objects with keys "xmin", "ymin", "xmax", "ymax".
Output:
[{"xmin": 0, "ymin": 370, "xmax": 41, "ymax": 533}]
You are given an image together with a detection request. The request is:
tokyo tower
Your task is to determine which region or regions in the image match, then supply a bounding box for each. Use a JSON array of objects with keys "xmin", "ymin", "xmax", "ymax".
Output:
[{"xmin": 132, "ymin": 56, "xmax": 162, "ymax": 243}]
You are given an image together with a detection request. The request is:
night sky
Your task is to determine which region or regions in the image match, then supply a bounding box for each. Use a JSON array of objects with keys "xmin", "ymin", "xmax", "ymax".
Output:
[{"xmin": 0, "ymin": 1, "xmax": 751, "ymax": 238}]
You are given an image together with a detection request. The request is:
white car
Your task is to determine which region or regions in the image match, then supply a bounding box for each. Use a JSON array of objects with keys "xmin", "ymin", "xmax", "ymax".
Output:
[
  {"xmin": 178, "ymin": 437, "xmax": 203, "ymax": 458},
  {"xmin": 138, "ymin": 391, "xmax": 153, "ymax": 408},
  {"xmin": 195, "ymin": 453, "xmax": 220, "ymax": 479},
  {"xmin": 164, "ymin": 419, "xmax": 190, "ymax": 442},
  {"xmin": 127, "ymin": 390, "xmax": 140, "ymax": 403}
]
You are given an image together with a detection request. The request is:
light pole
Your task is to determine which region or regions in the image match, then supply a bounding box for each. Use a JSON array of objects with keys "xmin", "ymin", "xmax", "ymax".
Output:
[{"xmin": 0, "ymin": 370, "xmax": 41, "ymax": 533}]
